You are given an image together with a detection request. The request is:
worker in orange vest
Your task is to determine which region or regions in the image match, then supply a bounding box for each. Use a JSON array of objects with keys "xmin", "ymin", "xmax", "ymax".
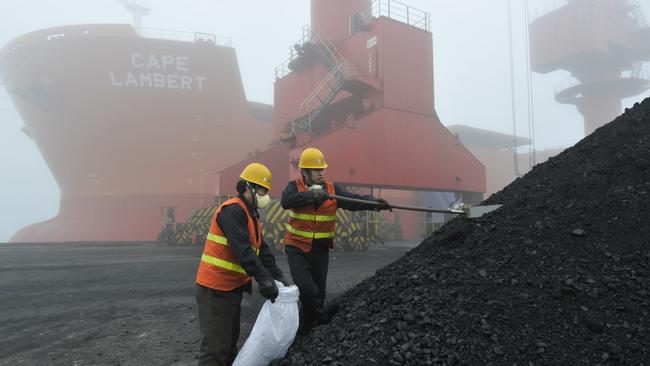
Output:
[
  {"xmin": 195, "ymin": 163, "xmax": 289, "ymax": 366},
  {"xmin": 281, "ymin": 147, "xmax": 390, "ymax": 336}
]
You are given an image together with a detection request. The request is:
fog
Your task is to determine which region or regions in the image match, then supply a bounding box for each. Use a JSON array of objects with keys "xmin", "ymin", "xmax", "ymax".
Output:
[{"xmin": 1, "ymin": 0, "xmax": 649, "ymax": 242}]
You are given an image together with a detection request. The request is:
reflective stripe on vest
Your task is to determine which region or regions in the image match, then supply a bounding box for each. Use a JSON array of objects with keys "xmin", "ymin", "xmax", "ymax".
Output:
[
  {"xmin": 285, "ymin": 223, "xmax": 335, "ymax": 239},
  {"xmin": 200, "ymin": 254, "xmax": 247, "ymax": 275},
  {"xmin": 288, "ymin": 211, "xmax": 336, "ymax": 222},
  {"xmin": 206, "ymin": 233, "xmax": 260, "ymax": 255}
]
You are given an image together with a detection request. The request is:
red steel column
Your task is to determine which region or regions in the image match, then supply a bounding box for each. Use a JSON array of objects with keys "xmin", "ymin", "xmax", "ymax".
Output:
[{"xmin": 311, "ymin": 0, "xmax": 372, "ymax": 41}]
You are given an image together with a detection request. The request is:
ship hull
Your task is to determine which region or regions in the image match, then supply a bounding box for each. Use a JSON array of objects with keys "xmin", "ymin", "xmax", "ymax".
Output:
[{"xmin": 1, "ymin": 25, "xmax": 273, "ymax": 242}]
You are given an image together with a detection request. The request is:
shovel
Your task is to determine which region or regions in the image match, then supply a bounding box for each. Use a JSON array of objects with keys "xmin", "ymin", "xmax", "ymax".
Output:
[{"xmin": 327, "ymin": 194, "xmax": 502, "ymax": 219}]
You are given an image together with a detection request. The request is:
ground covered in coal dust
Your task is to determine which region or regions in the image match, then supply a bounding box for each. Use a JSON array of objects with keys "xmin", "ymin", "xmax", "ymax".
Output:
[
  {"xmin": 280, "ymin": 100, "xmax": 650, "ymax": 365},
  {"xmin": 0, "ymin": 242, "xmax": 412, "ymax": 365}
]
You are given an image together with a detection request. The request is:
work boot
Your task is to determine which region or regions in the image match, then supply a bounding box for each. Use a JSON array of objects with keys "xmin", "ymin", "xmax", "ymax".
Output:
[
  {"xmin": 315, "ymin": 306, "xmax": 330, "ymax": 325},
  {"xmin": 326, "ymin": 303, "xmax": 340, "ymax": 319},
  {"xmin": 297, "ymin": 306, "xmax": 315, "ymax": 336},
  {"xmin": 297, "ymin": 324, "xmax": 312, "ymax": 337}
]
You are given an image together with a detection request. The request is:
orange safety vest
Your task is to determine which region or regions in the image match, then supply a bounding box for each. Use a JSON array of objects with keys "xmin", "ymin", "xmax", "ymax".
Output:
[
  {"xmin": 195, "ymin": 197, "xmax": 261, "ymax": 291},
  {"xmin": 284, "ymin": 179, "xmax": 337, "ymax": 252}
]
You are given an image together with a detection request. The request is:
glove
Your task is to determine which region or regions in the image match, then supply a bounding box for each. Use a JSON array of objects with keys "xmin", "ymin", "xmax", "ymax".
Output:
[
  {"xmin": 374, "ymin": 197, "xmax": 392, "ymax": 211},
  {"xmin": 255, "ymin": 271, "xmax": 279, "ymax": 303},
  {"xmin": 312, "ymin": 189, "xmax": 328, "ymax": 206},
  {"xmin": 258, "ymin": 279, "xmax": 279, "ymax": 303}
]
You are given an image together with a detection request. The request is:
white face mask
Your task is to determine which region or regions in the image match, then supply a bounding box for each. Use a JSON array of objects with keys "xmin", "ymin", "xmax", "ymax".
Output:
[
  {"xmin": 307, "ymin": 184, "xmax": 323, "ymax": 191},
  {"xmin": 255, "ymin": 194, "xmax": 271, "ymax": 209}
]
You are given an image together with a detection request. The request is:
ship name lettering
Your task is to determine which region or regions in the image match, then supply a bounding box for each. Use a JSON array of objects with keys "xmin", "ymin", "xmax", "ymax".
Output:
[
  {"xmin": 130, "ymin": 53, "xmax": 190, "ymax": 72},
  {"xmin": 110, "ymin": 72, "xmax": 207, "ymax": 91},
  {"xmin": 109, "ymin": 53, "xmax": 203, "ymax": 90}
]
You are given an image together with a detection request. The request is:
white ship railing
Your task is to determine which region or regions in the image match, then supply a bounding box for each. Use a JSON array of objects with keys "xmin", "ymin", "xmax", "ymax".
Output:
[
  {"xmin": 135, "ymin": 28, "xmax": 232, "ymax": 47},
  {"xmin": 372, "ymin": 0, "xmax": 430, "ymax": 31},
  {"xmin": 554, "ymin": 71, "xmax": 650, "ymax": 96},
  {"xmin": 6, "ymin": 27, "xmax": 232, "ymax": 49}
]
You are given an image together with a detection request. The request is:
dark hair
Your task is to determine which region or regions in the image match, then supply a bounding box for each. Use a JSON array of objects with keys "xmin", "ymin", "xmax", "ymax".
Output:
[
  {"xmin": 236, "ymin": 179, "xmax": 261, "ymax": 194},
  {"xmin": 236, "ymin": 180, "xmax": 248, "ymax": 194}
]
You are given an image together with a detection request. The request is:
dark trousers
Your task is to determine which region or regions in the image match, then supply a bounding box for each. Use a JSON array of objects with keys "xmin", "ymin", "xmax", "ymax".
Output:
[
  {"xmin": 285, "ymin": 240, "xmax": 329, "ymax": 332},
  {"xmin": 195, "ymin": 284, "xmax": 243, "ymax": 366}
]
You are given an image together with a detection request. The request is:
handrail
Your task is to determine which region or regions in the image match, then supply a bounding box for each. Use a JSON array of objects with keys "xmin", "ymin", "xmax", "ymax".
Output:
[
  {"xmin": 274, "ymin": 25, "xmax": 353, "ymax": 81},
  {"xmin": 627, "ymin": 0, "xmax": 649, "ymax": 29},
  {"xmin": 554, "ymin": 71, "xmax": 650, "ymax": 96},
  {"xmin": 276, "ymin": 28, "xmax": 353, "ymax": 136},
  {"xmin": 529, "ymin": 0, "xmax": 646, "ymax": 22},
  {"xmin": 371, "ymin": 0, "xmax": 430, "ymax": 31},
  {"xmin": 311, "ymin": 32, "xmax": 353, "ymax": 78},
  {"xmin": 275, "ymin": 25, "xmax": 314, "ymax": 79},
  {"xmin": 554, "ymin": 77, "xmax": 581, "ymax": 96},
  {"xmin": 135, "ymin": 27, "xmax": 232, "ymax": 47},
  {"xmin": 25, "ymin": 26, "xmax": 233, "ymax": 47},
  {"xmin": 299, "ymin": 62, "xmax": 345, "ymax": 112},
  {"xmin": 294, "ymin": 29, "xmax": 352, "ymax": 114}
]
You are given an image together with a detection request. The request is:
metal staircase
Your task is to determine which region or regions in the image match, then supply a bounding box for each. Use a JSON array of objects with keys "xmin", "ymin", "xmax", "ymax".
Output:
[
  {"xmin": 626, "ymin": 1, "xmax": 648, "ymax": 79},
  {"xmin": 278, "ymin": 26, "xmax": 355, "ymax": 137},
  {"xmin": 628, "ymin": 1, "xmax": 648, "ymax": 29},
  {"xmin": 291, "ymin": 65, "xmax": 347, "ymax": 135}
]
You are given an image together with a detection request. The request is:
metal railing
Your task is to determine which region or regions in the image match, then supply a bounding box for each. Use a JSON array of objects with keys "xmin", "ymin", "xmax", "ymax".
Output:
[
  {"xmin": 25, "ymin": 27, "xmax": 232, "ymax": 47},
  {"xmin": 371, "ymin": 0, "xmax": 430, "ymax": 31},
  {"xmin": 628, "ymin": 69, "xmax": 650, "ymax": 81},
  {"xmin": 299, "ymin": 62, "xmax": 345, "ymax": 113},
  {"xmin": 274, "ymin": 25, "xmax": 353, "ymax": 80},
  {"xmin": 531, "ymin": 0, "xmax": 650, "ymax": 24},
  {"xmin": 554, "ymin": 71, "xmax": 650, "ymax": 96},
  {"xmin": 553, "ymin": 77, "xmax": 581, "ymax": 97},
  {"xmin": 293, "ymin": 30, "xmax": 352, "ymax": 134},
  {"xmin": 291, "ymin": 116, "xmax": 311, "ymax": 136},
  {"xmin": 530, "ymin": 0, "xmax": 569, "ymax": 21},
  {"xmin": 627, "ymin": 0, "xmax": 649, "ymax": 29},
  {"xmin": 275, "ymin": 25, "xmax": 314, "ymax": 79},
  {"xmin": 313, "ymin": 32, "xmax": 353, "ymax": 78},
  {"xmin": 135, "ymin": 28, "xmax": 232, "ymax": 47}
]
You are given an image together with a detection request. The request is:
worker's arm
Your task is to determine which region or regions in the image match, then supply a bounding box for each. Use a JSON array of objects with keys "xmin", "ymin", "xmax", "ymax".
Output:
[
  {"xmin": 333, "ymin": 183, "xmax": 386, "ymax": 211},
  {"xmin": 217, "ymin": 205, "xmax": 273, "ymax": 279},
  {"xmin": 258, "ymin": 237, "xmax": 287, "ymax": 283},
  {"xmin": 281, "ymin": 180, "xmax": 318, "ymax": 209}
]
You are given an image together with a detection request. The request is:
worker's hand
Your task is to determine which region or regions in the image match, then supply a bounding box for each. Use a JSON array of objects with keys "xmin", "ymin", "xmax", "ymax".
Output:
[
  {"xmin": 312, "ymin": 189, "xmax": 328, "ymax": 206},
  {"xmin": 258, "ymin": 279, "xmax": 279, "ymax": 303},
  {"xmin": 374, "ymin": 197, "xmax": 392, "ymax": 211}
]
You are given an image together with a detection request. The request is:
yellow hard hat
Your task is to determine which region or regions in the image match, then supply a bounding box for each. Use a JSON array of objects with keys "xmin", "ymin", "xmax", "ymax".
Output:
[
  {"xmin": 240, "ymin": 163, "xmax": 272, "ymax": 190},
  {"xmin": 299, "ymin": 147, "xmax": 328, "ymax": 169}
]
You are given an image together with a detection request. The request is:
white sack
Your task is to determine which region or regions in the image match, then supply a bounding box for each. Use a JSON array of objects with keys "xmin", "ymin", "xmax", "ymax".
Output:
[{"xmin": 233, "ymin": 281, "xmax": 300, "ymax": 366}]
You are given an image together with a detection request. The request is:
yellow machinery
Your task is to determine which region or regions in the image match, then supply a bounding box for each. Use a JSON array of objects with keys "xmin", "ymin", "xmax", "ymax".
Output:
[{"xmin": 157, "ymin": 198, "xmax": 395, "ymax": 251}]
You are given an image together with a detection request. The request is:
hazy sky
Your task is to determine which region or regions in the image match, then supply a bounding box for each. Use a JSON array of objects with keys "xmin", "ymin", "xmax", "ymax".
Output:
[{"xmin": 1, "ymin": 0, "xmax": 649, "ymax": 241}]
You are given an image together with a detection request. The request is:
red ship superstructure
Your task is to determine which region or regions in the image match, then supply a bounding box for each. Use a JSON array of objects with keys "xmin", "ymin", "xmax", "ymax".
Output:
[{"xmin": 217, "ymin": 0, "xmax": 486, "ymax": 239}]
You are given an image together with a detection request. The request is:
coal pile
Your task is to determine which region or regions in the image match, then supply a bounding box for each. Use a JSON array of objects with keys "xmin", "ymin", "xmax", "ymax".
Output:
[{"xmin": 279, "ymin": 99, "xmax": 650, "ymax": 365}]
